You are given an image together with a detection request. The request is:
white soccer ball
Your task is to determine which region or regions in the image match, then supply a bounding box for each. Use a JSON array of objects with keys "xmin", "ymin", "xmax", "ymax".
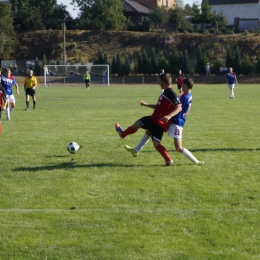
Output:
[{"xmin": 67, "ymin": 142, "xmax": 80, "ymax": 154}]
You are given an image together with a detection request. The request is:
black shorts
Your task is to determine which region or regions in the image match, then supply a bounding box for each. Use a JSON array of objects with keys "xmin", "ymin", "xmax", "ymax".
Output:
[
  {"xmin": 25, "ymin": 88, "xmax": 35, "ymax": 96},
  {"xmin": 85, "ymin": 80, "xmax": 90, "ymax": 83},
  {"xmin": 177, "ymin": 85, "xmax": 182, "ymax": 89},
  {"xmin": 137, "ymin": 116, "xmax": 165, "ymax": 142}
]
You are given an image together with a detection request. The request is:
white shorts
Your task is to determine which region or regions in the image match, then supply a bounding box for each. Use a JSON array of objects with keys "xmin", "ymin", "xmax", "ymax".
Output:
[
  {"xmin": 7, "ymin": 94, "xmax": 15, "ymax": 104},
  {"xmin": 168, "ymin": 124, "xmax": 183, "ymax": 139},
  {"xmin": 228, "ymin": 84, "xmax": 235, "ymax": 89}
]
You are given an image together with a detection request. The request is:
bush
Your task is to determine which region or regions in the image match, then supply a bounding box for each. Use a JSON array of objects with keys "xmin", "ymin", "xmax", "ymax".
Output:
[{"xmin": 209, "ymin": 28, "xmax": 217, "ymax": 34}]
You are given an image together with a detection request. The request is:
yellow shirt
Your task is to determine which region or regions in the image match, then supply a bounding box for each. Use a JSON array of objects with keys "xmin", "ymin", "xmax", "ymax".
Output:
[{"xmin": 24, "ymin": 76, "xmax": 37, "ymax": 89}]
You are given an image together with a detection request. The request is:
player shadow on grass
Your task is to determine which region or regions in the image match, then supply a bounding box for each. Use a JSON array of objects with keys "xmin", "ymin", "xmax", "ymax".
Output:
[
  {"xmin": 12, "ymin": 162, "xmax": 150, "ymax": 172},
  {"xmin": 186, "ymin": 148, "xmax": 260, "ymax": 152}
]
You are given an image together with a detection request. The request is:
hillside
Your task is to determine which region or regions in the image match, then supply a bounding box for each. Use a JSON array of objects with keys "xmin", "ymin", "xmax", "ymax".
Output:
[{"xmin": 14, "ymin": 30, "xmax": 260, "ymax": 66}]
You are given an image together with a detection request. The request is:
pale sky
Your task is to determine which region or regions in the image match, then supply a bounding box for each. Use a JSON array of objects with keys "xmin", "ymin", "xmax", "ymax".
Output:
[{"xmin": 57, "ymin": 0, "xmax": 202, "ymax": 19}]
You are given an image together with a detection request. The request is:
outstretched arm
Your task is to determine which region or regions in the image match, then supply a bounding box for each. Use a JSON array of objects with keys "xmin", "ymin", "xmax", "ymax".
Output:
[{"xmin": 140, "ymin": 101, "xmax": 156, "ymax": 109}]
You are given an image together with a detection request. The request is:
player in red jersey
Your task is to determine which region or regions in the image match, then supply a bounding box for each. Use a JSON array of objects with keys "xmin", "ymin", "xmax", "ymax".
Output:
[
  {"xmin": 0, "ymin": 85, "xmax": 8, "ymax": 135},
  {"xmin": 115, "ymin": 73, "xmax": 182, "ymax": 166},
  {"xmin": 176, "ymin": 69, "xmax": 185, "ymax": 94}
]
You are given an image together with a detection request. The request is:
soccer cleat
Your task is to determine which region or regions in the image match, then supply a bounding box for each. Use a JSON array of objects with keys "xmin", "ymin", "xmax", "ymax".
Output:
[
  {"xmin": 125, "ymin": 145, "xmax": 138, "ymax": 157},
  {"xmin": 165, "ymin": 160, "xmax": 174, "ymax": 166},
  {"xmin": 25, "ymin": 108, "xmax": 29, "ymax": 110},
  {"xmin": 196, "ymin": 161, "xmax": 204, "ymax": 166},
  {"xmin": 33, "ymin": 106, "xmax": 35, "ymax": 109},
  {"xmin": 115, "ymin": 123, "xmax": 124, "ymax": 139}
]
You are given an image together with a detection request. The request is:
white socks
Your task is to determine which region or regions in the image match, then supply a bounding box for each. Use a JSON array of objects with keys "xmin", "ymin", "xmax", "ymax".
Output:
[
  {"xmin": 134, "ymin": 134, "xmax": 150, "ymax": 153},
  {"xmin": 6, "ymin": 107, "xmax": 10, "ymax": 120},
  {"xmin": 182, "ymin": 148, "xmax": 199, "ymax": 163}
]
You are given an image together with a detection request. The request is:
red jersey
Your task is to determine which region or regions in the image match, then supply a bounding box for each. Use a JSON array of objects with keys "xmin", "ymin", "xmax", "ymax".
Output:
[
  {"xmin": 176, "ymin": 74, "xmax": 185, "ymax": 86},
  {"xmin": 150, "ymin": 87, "xmax": 181, "ymax": 130},
  {"xmin": 0, "ymin": 86, "xmax": 7, "ymax": 106}
]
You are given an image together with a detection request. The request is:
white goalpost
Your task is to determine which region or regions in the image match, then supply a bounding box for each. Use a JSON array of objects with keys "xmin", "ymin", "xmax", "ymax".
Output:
[{"xmin": 43, "ymin": 64, "xmax": 110, "ymax": 87}]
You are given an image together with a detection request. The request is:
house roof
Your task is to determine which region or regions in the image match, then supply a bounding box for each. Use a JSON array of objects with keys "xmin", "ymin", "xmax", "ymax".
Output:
[
  {"xmin": 123, "ymin": 0, "xmax": 151, "ymax": 14},
  {"xmin": 208, "ymin": 0, "xmax": 259, "ymax": 4}
]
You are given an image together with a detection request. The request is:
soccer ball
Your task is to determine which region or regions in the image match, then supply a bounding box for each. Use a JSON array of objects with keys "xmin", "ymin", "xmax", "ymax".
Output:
[{"xmin": 67, "ymin": 142, "xmax": 80, "ymax": 154}]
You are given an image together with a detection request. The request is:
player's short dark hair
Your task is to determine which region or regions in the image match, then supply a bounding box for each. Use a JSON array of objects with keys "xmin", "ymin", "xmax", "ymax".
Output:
[
  {"xmin": 183, "ymin": 78, "xmax": 194, "ymax": 89},
  {"xmin": 158, "ymin": 73, "xmax": 172, "ymax": 86}
]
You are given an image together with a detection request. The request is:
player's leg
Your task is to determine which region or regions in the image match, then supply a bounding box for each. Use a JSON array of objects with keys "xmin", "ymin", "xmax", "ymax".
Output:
[
  {"xmin": 9, "ymin": 95, "xmax": 15, "ymax": 112},
  {"xmin": 125, "ymin": 130, "xmax": 151, "ymax": 157},
  {"xmin": 32, "ymin": 92, "xmax": 36, "ymax": 109},
  {"xmin": 6, "ymin": 97, "xmax": 10, "ymax": 120},
  {"xmin": 0, "ymin": 107, "xmax": 2, "ymax": 135},
  {"xmin": 115, "ymin": 120, "xmax": 140, "ymax": 139},
  {"xmin": 25, "ymin": 93, "xmax": 30, "ymax": 110}
]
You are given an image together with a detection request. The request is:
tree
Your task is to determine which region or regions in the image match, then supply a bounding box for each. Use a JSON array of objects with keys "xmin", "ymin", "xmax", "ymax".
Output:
[
  {"xmin": 124, "ymin": 55, "xmax": 130, "ymax": 76},
  {"xmin": 98, "ymin": 49, "xmax": 104, "ymax": 64},
  {"xmin": 242, "ymin": 55, "xmax": 253, "ymax": 75},
  {"xmin": 234, "ymin": 47, "xmax": 242, "ymax": 75},
  {"xmin": 42, "ymin": 55, "xmax": 48, "ymax": 70},
  {"xmin": 111, "ymin": 56, "xmax": 117, "ymax": 75},
  {"xmin": 0, "ymin": 3, "xmax": 14, "ymax": 59},
  {"xmin": 75, "ymin": 0, "xmax": 126, "ymax": 30},
  {"xmin": 225, "ymin": 46, "xmax": 233, "ymax": 68},
  {"xmin": 116, "ymin": 52, "xmax": 121, "ymax": 73},
  {"xmin": 34, "ymin": 57, "xmax": 41, "ymax": 76},
  {"xmin": 168, "ymin": 7, "xmax": 183, "ymax": 29},
  {"xmin": 56, "ymin": 58, "xmax": 61, "ymax": 65},
  {"xmin": 150, "ymin": 48, "xmax": 158, "ymax": 75},
  {"xmin": 179, "ymin": 51, "xmax": 184, "ymax": 71},
  {"xmin": 148, "ymin": 7, "xmax": 169, "ymax": 29},
  {"xmin": 158, "ymin": 55, "xmax": 168, "ymax": 73},
  {"xmin": 191, "ymin": 3, "xmax": 201, "ymax": 27},
  {"xmin": 103, "ymin": 53, "xmax": 109, "ymax": 65},
  {"xmin": 168, "ymin": 51, "xmax": 180, "ymax": 75},
  {"xmin": 142, "ymin": 49, "xmax": 149, "ymax": 75},
  {"xmin": 183, "ymin": 50, "xmax": 190, "ymax": 75},
  {"xmin": 211, "ymin": 11, "xmax": 228, "ymax": 29},
  {"xmin": 183, "ymin": 4, "xmax": 193, "ymax": 16},
  {"xmin": 195, "ymin": 46, "xmax": 204, "ymax": 75},
  {"xmin": 137, "ymin": 51, "xmax": 143, "ymax": 75},
  {"xmin": 200, "ymin": 0, "xmax": 212, "ymax": 26}
]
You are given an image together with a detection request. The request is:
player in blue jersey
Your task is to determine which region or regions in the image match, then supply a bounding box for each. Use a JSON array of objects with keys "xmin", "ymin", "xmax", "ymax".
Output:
[
  {"xmin": 1, "ymin": 68, "xmax": 19, "ymax": 120},
  {"xmin": 226, "ymin": 67, "xmax": 238, "ymax": 99},
  {"xmin": 125, "ymin": 78, "xmax": 203, "ymax": 165}
]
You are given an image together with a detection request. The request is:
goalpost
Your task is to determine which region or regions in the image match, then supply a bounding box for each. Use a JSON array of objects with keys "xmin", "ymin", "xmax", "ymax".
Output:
[{"xmin": 43, "ymin": 64, "xmax": 110, "ymax": 87}]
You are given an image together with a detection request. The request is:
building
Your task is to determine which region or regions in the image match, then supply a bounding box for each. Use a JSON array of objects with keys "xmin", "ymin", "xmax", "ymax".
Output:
[
  {"xmin": 208, "ymin": 0, "xmax": 260, "ymax": 31},
  {"xmin": 123, "ymin": 0, "xmax": 176, "ymax": 25},
  {"xmin": 0, "ymin": 0, "xmax": 11, "ymax": 3}
]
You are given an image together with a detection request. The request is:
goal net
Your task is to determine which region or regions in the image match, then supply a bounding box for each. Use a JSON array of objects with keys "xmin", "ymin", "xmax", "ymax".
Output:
[{"xmin": 43, "ymin": 64, "xmax": 110, "ymax": 87}]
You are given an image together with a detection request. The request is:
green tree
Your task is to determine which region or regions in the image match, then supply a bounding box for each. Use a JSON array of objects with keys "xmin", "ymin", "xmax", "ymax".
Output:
[
  {"xmin": 211, "ymin": 11, "xmax": 228, "ymax": 29},
  {"xmin": 168, "ymin": 7, "xmax": 183, "ymax": 29},
  {"xmin": 148, "ymin": 7, "xmax": 169, "ymax": 29},
  {"xmin": 158, "ymin": 55, "xmax": 168, "ymax": 73},
  {"xmin": 111, "ymin": 56, "xmax": 117, "ymax": 75},
  {"xmin": 225, "ymin": 46, "xmax": 233, "ymax": 68},
  {"xmin": 42, "ymin": 55, "xmax": 48, "ymax": 70},
  {"xmin": 75, "ymin": 0, "xmax": 126, "ymax": 30},
  {"xmin": 56, "ymin": 57, "xmax": 61, "ymax": 65},
  {"xmin": 34, "ymin": 57, "xmax": 41, "ymax": 76},
  {"xmin": 195, "ymin": 46, "xmax": 204, "ymax": 75},
  {"xmin": 103, "ymin": 53, "xmax": 109, "ymax": 65},
  {"xmin": 200, "ymin": 0, "xmax": 212, "ymax": 26},
  {"xmin": 116, "ymin": 52, "xmax": 121, "ymax": 74},
  {"xmin": 137, "ymin": 51, "xmax": 143, "ymax": 75},
  {"xmin": 179, "ymin": 51, "xmax": 184, "ymax": 71},
  {"xmin": 183, "ymin": 4, "xmax": 193, "ymax": 16},
  {"xmin": 234, "ymin": 47, "xmax": 242, "ymax": 75},
  {"xmin": 183, "ymin": 50, "xmax": 190, "ymax": 75},
  {"xmin": 150, "ymin": 48, "xmax": 158, "ymax": 75},
  {"xmin": 98, "ymin": 49, "xmax": 104, "ymax": 64},
  {"xmin": 242, "ymin": 55, "xmax": 253, "ymax": 75},
  {"xmin": 124, "ymin": 55, "xmax": 130, "ymax": 76},
  {"xmin": 168, "ymin": 50, "xmax": 180, "ymax": 75},
  {"xmin": 191, "ymin": 3, "xmax": 201, "ymax": 27},
  {"xmin": 0, "ymin": 3, "xmax": 14, "ymax": 59},
  {"xmin": 142, "ymin": 49, "xmax": 149, "ymax": 75}
]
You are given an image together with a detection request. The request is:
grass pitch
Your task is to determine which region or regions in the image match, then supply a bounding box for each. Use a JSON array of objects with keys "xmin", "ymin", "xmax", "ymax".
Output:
[{"xmin": 0, "ymin": 84, "xmax": 259, "ymax": 259}]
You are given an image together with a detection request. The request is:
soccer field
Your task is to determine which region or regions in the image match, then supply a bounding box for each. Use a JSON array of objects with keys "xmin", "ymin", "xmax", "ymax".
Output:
[{"xmin": 0, "ymin": 84, "xmax": 259, "ymax": 259}]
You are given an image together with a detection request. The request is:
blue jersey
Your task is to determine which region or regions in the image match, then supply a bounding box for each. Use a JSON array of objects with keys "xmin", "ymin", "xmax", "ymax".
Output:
[
  {"xmin": 227, "ymin": 72, "xmax": 236, "ymax": 84},
  {"xmin": 171, "ymin": 92, "xmax": 192, "ymax": 127},
  {"xmin": 1, "ymin": 75, "xmax": 16, "ymax": 95}
]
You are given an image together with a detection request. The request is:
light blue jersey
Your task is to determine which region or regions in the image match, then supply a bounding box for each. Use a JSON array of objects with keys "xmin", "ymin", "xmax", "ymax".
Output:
[
  {"xmin": 171, "ymin": 92, "xmax": 192, "ymax": 127},
  {"xmin": 1, "ymin": 76, "xmax": 16, "ymax": 95}
]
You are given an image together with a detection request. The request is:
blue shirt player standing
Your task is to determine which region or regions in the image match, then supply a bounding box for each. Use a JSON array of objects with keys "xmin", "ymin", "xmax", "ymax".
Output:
[{"xmin": 226, "ymin": 67, "xmax": 238, "ymax": 99}]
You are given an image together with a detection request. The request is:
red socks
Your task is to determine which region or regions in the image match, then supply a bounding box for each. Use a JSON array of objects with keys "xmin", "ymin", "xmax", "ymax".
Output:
[
  {"xmin": 122, "ymin": 126, "xmax": 137, "ymax": 138},
  {"xmin": 156, "ymin": 143, "xmax": 172, "ymax": 162}
]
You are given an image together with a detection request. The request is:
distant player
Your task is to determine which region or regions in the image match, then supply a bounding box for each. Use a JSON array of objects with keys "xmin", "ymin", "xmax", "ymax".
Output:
[
  {"xmin": 227, "ymin": 67, "xmax": 238, "ymax": 99},
  {"xmin": 1, "ymin": 68, "xmax": 19, "ymax": 120},
  {"xmin": 24, "ymin": 70, "xmax": 37, "ymax": 110},
  {"xmin": 83, "ymin": 71, "xmax": 91, "ymax": 89},
  {"xmin": 176, "ymin": 70, "xmax": 185, "ymax": 94},
  {"xmin": 125, "ymin": 78, "xmax": 203, "ymax": 165},
  {"xmin": 0, "ymin": 85, "xmax": 7, "ymax": 135}
]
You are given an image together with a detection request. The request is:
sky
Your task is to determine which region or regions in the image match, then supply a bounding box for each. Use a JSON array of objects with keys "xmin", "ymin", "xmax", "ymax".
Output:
[{"xmin": 57, "ymin": 0, "xmax": 202, "ymax": 19}]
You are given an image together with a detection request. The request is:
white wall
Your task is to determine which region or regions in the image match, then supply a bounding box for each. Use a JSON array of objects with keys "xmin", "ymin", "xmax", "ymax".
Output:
[{"xmin": 212, "ymin": 3, "xmax": 260, "ymax": 26}]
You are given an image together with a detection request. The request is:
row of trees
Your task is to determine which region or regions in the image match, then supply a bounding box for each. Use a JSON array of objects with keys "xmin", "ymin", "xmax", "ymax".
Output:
[{"xmin": 95, "ymin": 47, "xmax": 258, "ymax": 76}]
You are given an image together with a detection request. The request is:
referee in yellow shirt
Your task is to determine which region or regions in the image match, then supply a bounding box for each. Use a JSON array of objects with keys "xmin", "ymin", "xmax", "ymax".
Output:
[{"xmin": 24, "ymin": 70, "xmax": 37, "ymax": 110}]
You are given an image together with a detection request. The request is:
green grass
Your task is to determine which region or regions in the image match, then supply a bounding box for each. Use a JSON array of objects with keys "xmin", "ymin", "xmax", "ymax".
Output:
[{"xmin": 0, "ymin": 84, "xmax": 259, "ymax": 259}]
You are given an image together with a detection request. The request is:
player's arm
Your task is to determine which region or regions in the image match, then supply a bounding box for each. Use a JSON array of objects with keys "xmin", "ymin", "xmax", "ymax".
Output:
[
  {"xmin": 15, "ymin": 83, "xmax": 19, "ymax": 94},
  {"xmin": 160, "ymin": 104, "xmax": 182, "ymax": 123},
  {"xmin": 140, "ymin": 101, "xmax": 156, "ymax": 109},
  {"xmin": 33, "ymin": 77, "xmax": 37, "ymax": 89},
  {"xmin": 235, "ymin": 76, "xmax": 238, "ymax": 85}
]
